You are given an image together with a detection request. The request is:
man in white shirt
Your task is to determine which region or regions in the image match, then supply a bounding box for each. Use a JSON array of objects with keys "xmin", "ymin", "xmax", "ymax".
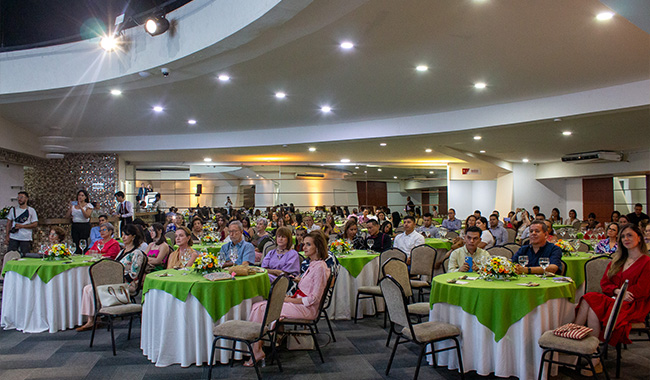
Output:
[
  {"xmin": 393, "ymin": 216, "xmax": 425, "ymax": 262},
  {"xmin": 5, "ymin": 191, "xmax": 38, "ymax": 257},
  {"xmin": 304, "ymin": 215, "xmax": 320, "ymax": 233},
  {"xmin": 448, "ymin": 226, "xmax": 490, "ymax": 272}
]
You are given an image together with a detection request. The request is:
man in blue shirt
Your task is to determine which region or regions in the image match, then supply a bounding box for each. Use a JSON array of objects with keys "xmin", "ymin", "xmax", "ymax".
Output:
[
  {"xmin": 512, "ymin": 221, "xmax": 562, "ymax": 275},
  {"xmin": 488, "ymin": 213, "xmax": 509, "ymax": 246},
  {"xmin": 441, "ymin": 208, "xmax": 462, "ymax": 231},
  {"xmin": 220, "ymin": 220, "xmax": 256, "ymax": 266},
  {"xmin": 89, "ymin": 214, "xmax": 108, "ymax": 247}
]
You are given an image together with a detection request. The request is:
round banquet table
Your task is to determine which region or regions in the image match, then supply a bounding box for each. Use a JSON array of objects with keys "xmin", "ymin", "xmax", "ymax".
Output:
[
  {"xmin": 425, "ymin": 238, "xmax": 453, "ymax": 276},
  {"xmin": 1, "ymin": 255, "xmax": 95, "ymax": 333},
  {"xmin": 329, "ymin": 250, "xmax": 384, "ymax": 320},
  {"xmin": 428, "ymin": 272, "xmax": 576, "ymax": 379},
  {"xmin": 141, "ymin": 268, "xmax": 270, "ymax": 367}
]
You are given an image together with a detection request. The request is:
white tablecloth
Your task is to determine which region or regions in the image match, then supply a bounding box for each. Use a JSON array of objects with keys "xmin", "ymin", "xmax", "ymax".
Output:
[
  {"xmin": 141, "ymin": 289, "xmax": 262, "ymax": 367},
  {"xmin": 329, "ymin": 257, "xmax": 384, "ymax": 320},
  {"xmin": 428, "ymin": 298, "xmax": 575, "ymax": 379},
  {"xmin": 1, "ymin": 267, "xmax": 90, "ymax": 333}
]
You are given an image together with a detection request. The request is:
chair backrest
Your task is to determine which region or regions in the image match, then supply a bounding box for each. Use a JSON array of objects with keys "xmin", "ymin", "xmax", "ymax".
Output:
[
  {"xmin": 488, "ymin": 246, "xmax": 513, "ymax": 260},
  {"xmin": 313, "ymin": 271, "xmax": 335, "ymax": 324},
  {"xmin": 577, "ymin": 241, "xmax": 590, "ymax": 252},
  {"xmin": 558, "ymin": 259, "xmax": 567, "ymax": 276},
  {"xmin": 503, "ymin": 243, "xmax": 521, "ymax": 253},
  {"xmin": 506, "ymin": 228, "xmax": 517, "ymax": 243},
  {"xmin": 133, "ymin": 253, "xmax": 149, "ymax": 296},
  {"xmin": 446, "ymin": 231, "xmax": 459, "ymax": 239},
  {"xmin": 322, "ymin": 271, "xmax": 338, "ymax": 311},
  {"xmin": 442, "ymin": 257, "xmax": 450, "ymax": 273},
  {"xmin": 521, "ymin": 238, "xmax": 530, "ymax": 246},
  {"xmin": 572, "ymin": 220, "xmax": 582, "ymax": 229},
  {"xmin": 409, "ymin": 244, "xmax": 437, "ymax": 277},
  {"xmin": 603, "ymin": 280, "xmax": 629, "ymax": 344},
  {"xmin": 584, "ymin": 255, "xmax": 613, "ymax": 294},
  {"xmin": 378, "ymin": 248, "xmax": 407, "ymax": 282},
  {"xmin": 263, "ymin": 241, "xmax": 276, "ymax": 257},
  {"xmin": 89, "ymin": 259, "xmax": 125, "ymax": 310},
  {"xmin": 395, "ymin": 227, "xmax": 405, "ymax": 234},
  {"xmin": 379, "ymin": 276, "xmax": 415, "ymax": 338},
  {"xmin": 165, "ymin": 231, "xmax": 176, "ymax": 243},
  {"xmin": 382, "ymin": 258, "xmax": 412, "ymax": 298},
  {"xmin": 260, "ymin": 275, "xmax": 290, "ymax": 336},
  {"xmin": 328, "ymin": 234, "xmax": 339, "ymax": 243},
  {"xmin": 2, "ymin": 251, "xmax": 20, "ymax": 272}
]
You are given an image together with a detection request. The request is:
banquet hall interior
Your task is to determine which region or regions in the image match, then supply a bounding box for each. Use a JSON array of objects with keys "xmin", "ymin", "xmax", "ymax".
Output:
[{"xmin": 0, "ymin": 0, "xmax": 649, "ymax": 379}]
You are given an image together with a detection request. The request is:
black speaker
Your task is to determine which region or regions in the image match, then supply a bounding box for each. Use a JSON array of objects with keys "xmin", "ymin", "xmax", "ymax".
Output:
[{"xmin": 196, "ymin": 184, "xmax": 202, "ymax": 194}]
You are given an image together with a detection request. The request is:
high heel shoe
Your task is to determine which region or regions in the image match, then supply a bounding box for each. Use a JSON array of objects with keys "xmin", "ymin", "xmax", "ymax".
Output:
[{"xmin": 243, "ymin": 356, "xmax": 266, "ymax": 368}]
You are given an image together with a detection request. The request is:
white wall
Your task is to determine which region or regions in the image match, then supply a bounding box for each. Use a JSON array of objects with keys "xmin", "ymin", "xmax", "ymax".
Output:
[
  {"xmin": 0, "ymin": 162, "xmax": 24, "ymax": 208},
  {"xmin": 448, "ymin": 180, "xmax": 497, "ymax": 219},
  {"xmin": 565, "ymin": 178, "xmax": 583, "ymax": 220},
  {"xmin": 0, "ymin": 116, "xmax": 42, "ymax": 157}
]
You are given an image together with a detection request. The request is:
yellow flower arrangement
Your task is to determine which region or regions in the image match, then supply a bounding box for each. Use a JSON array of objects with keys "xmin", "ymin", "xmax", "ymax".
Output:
[
  {"xmin": 329, "ymin": 239, "xmax": 352, "ymax": 256},
  {"xmin": 555, "ymin": 239, "xmax": 575, "ymax": 256},
  {"xmin": 478, "ymin": 256, "xmax": 517, "ymax": 279},
  {"xmin": 44, "ymin": 243, "xmax": 72, "ymax": 261},
  {"xmin": 192, "ymin": 251, "xmax": 221, "ymax": 274}
]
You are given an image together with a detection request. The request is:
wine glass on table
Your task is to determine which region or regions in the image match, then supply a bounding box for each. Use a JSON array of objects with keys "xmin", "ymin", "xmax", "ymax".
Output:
[
  {"xmin": 366, "ymin": 239, "xmax": 374, "ymax": 254},
  {"xmin": 79, "ymin": 239, "xmax": 87, "ymax": 255},
  {"xmin": 518, "ymin": 255, "xmax": 529, "ymax": 277},
  {"xmin": 230, "ymin": 245, "xmax": 239, "ymax": 265},
  {"xmin": 70, "ymin": 242, "xmax": 76, "ymax": 256},
  {"xmin": 539, "ymin": 257, "xmax": 550, "ymax": 280}
]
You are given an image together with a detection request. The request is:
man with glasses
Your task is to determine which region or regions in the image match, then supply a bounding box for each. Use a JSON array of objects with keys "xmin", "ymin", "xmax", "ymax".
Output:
[
  {"xmin": 5, "ymin": 191, "xmax": 38, "ymax": 257},
  {"xmin": 219, "ymin": 220, "xmax": 255, "ymax": 267},
  {"xmin": 89, "ymin": 214, "xmax": 108, "ymax": 246}
]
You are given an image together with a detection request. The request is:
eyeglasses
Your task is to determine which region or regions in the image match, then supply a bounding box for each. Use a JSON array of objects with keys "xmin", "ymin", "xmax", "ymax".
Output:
[{"xmin": 100, "ymin": 228, "xmax": 109, "ymax": 232}]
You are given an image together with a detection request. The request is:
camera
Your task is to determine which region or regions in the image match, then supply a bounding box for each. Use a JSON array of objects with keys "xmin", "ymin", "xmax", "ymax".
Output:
[
  {"xmin": 161, "ymin": 68, "xmax": 170, "ymax": 77},
  {"xmin": 10, "ymin": 227, "xmax": 18, "ymax": 234}
]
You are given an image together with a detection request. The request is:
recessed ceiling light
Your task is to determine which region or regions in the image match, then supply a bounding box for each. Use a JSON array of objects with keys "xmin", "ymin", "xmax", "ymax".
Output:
[
  {"xmin": 355, "ymin": 166, "xmax": 359, "ymax": 169},
  {"xmin": 364, "ymin": 170, "xmax": 367, "ymax": 174},
  {"xmin": 474, "ymin": 82, "xmax": 487, "ymax": 89},
  {"xmin": 110, "ymin": 89, "xmax": 122, "ymax": 96},
  {"xmin": 187, "ymin": 119, "xmax": 197, "ymax": 125},
  {"xmin": 203, "ymin": 158, "xmax": 212, "ymax": 162},
  {"xmin": 353, "ymin": 172, "xmax": 357, "ymax": 175},
  {"xmin": 562, "ymin": 131, "xmax": 572, "ymax": 136},
  {"xmin": 393, "ymin": 176, "xmax": 398, "ymax": 179},
  {"xmin": 218, "ymin": 74, "xmax": 230, "ymax": 82},
  {"xmin": 308, "ymin": 147, "xmax": 316, "ymax": 152},
  {"xmin": 153, "ymin": 106, "xmax": 164, "ymax": 113},
  {"xmin": 321, "ymin": 106, "xmax": 332, "ymax": 113},
  {"xmin": 480, "ymin": 150, "xmax": 486, "ymax": 153},
  {"xmin": 416, "ymin": 65, "xmax": 428, "ymax": 72},
  {"xmin": 377, "ymin": 168, "xmax": 382, "ymax": 172},
  {"xmin": 380, "ymin": 143, "xmax": 387, "ymax": 146},
  {"xmin": 474, "ymin": 136, "xmax": 482, "ymax": 140},
  {"xmin": 596, "ymin": 12, "xmax": 614, "ymax": 21},
  {"xmin": 340, "ymin": 158, "xmax": 350, "ymax": 163},
  {"xmin": 429, "ymin": 171, "xmax": 434, "ymax": 174},
  {"xmin": 275, "ymin": 92, "xmax": 286, "ymax": 99},
  {"xmin": 522, "ymin": 158, "xmax": 529, "ymax": 163},
  {"xmin": 425, "ymin": 148, "xmax": 432, "ymax": 153},
  {"xmin": 340, "ymin": 41, "xmax": 354, "ymax": 49}
]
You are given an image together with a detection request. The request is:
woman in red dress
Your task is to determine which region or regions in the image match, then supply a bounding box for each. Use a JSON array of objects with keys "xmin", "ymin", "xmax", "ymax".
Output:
[{"xmin": 576, "ymin": 224, "xmax": 650, "ymax": 356}]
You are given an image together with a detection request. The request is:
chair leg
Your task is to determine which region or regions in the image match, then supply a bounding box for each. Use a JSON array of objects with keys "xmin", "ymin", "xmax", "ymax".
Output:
[
  {"xmin": 383, "ymin": 308, "xmax": 387, "ymax": 328},
  {"xmin": 537, "ymin": 350, "xmax": 548, "ymax": 380},
  {"xmin": 453, "ymin": 337, "xmax": 465, "ymax": 380},
  {"xmin": 386, "ymin": 327, "xmax": 393, "ymax": 347},
  {"xmin": 127, "ymin": 316, "xmax": 133, "ymax": 340},
  {"xmin": 616, "ymin": 343, "xmax": 622, "ymax": 378},
  {"xmin": 323, "ymin": 310, "xmax": 336, "ymax": 342},
  {"xmin": 207, "ymin": 337, "xmax": 218, "ymax": 380},
  {"xmin": 386, "ymin": 335, "xmax": 400, "ymax": 375},
  {"xmin": 108, "ymin": 317, "xmax": 116, "ymax": 356},
  {"xmin": 230, "ymin": 340, "xmax": 237, "ymax": 367},
  {"xmin": 309, "ymin": 325, "xmax": 324, "ymax": 363},
  {"xmin": 354, "ymin": 294, "xmax": 361, "ymax": 324},
  {"xmin": 413, "ymin": 344, "xmax": 426, "ymax": 380},
  {"xmin": 245, "ymin": 342, "xmax": 262, "ymax": 380},
  {"xmin": 89, "ymin": 314, "xmax": 99, "ymax": 347},
  {"xmin": 270, "ymin": 333, "xmax": 282, "ymax": 372}
]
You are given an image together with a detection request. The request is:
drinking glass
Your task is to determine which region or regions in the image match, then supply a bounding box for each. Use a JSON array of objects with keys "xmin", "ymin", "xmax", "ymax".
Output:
[
  {"xmin": 440, "ymin": 228, "xmax": 448, "ymax": 239},
  {"xmin": 518, "ymin": 255, "xmax": 529, "ymax": 276},
  {"xmin": 539, "ymin": 257, "xmax": 550, "ymax": 280},
  {"xmin": 97, "ymin": 242, "xmax": 104, "ymax": 252},
  {"xmin": 79, "ymin": 239, "xmax": 87, "ymax": 254},
  {"xmin": 230, "ymin": 245, "xmax": 239, "ymax": 265},
  {"xmin": 70, "ymin": 243, "xmax": 76, "ymax": 255},
  {"xmin": 366, "ymin": 239, "xmax": 374, "ymax": 254}
]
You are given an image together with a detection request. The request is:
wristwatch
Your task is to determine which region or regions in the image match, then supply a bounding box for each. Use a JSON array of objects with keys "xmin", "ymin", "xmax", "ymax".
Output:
[{"xmin": 528, "ymin": 267, "xmax": 531, "ymax": 274}]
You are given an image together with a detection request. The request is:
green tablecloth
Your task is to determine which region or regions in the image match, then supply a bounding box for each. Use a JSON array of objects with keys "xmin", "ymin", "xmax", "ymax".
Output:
[
  {"xmin": 430, "ymin": 272, "xmax": 576, "ymax": 342},
  {"xmin": 563, "ymin": 252, "xmax": 603, "ymax": 286},
  {"xmin": 337, "ymin": 250, "xmax": 379, "ymax": 278},
  {"xmin": 1, "ymin": 255, "xmax": 94, "ymax": 283},
  {"xmin": 432, "ymin": 217, "xmax": 443, "ymax": 224},
  {"xmin": 425, "ymin": 238, "xmax": 453, "ymax": 250},
  {"xmin": 552, "ymin": 224, "xmax": 574, "ymax": 229},
  {"xmin": 143, "ymin": 269, "xmax": 270, "ymax": 322},
  {"xmin": 192, "ymin": 243, "xmax": 224, "ymax": 255}
]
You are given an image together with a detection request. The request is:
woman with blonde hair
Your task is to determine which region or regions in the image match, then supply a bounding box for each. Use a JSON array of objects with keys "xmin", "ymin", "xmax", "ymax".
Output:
[{"xmin": 167, "ymin": 226, "xmax": 199, "ymax": 268}]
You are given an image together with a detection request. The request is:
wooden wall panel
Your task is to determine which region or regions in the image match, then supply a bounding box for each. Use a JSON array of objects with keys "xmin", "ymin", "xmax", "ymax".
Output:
[
  {"xmin": 356, "ymin": 181, "xmax": 387, "ymax": 209},
  {"xmin": 582, "ymin": 177, "xmax": 613, "ymax": 222}
]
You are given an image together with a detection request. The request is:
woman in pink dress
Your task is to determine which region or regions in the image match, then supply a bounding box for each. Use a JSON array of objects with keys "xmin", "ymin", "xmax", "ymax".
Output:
[
  {"xmin": 245, "ymin": 231, "xmax": 330, "ymax": 367},
  {"xmin": 575, "ymin": 224, "xmax": 650, "ymax": 372}
]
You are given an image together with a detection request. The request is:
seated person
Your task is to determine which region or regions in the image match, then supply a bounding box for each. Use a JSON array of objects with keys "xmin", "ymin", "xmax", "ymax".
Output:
[
  {"xmin": 341, "ymin": 220, "xmax": 365, "ymax": 250},
  {"xmin": 441, "ymin": 208, "xmax": 462, "ymax": 231},
  {"xmin": 294, "ymin": 227, "xmax": 307, "ymax": 252},
  {"xmin": 416, "ymin": 213, "xmax": 440, "ymax": 238},
  {"xmin": 145, "ymin": 222, "xmax": 171, "ymax": 271},
  {"xmin": 476, "ymin": 216, "xmax": 495, "ymax": 249},
  {"xmin": 89, "ymin": 214, "xmax": 108, "ymax": 247},
  {"xmin": 447, "ymin": 226, "xmax": 490, "ymax": 272},
  {"xmin": 47, "ymin": 226, "xmax": 66, "ymax": 247},
  {"xmin": 251, "ymin": 218, "xmax": 273, "ymax": 256},
  {"xmin": 167, "ymin": 226, "xmax": 199, "ymax": 268},
  {"xmin": 393, "ymin": 216, "xmax": 425, "ymax": 263},
  {"xmin": 219, "ymin": 220, "xmax": 255, "ymax": 267},
  {"xmin": 365, "ymin": 219, "xmax": 392, "ymax": 252},
  {"xmin": 190, "ymin": 217, "xmax": 204, "ymax": 243},
  {"xmin": 511, "ymin": 221, "xmax": 563, "ymax": 275},
  {"xmin": 261, "ymin": 226, "xmax": 300, "ymax": 282},
  {"xmin": 86, "ymin": 222, "xmax": 121, "ymax": 259}
]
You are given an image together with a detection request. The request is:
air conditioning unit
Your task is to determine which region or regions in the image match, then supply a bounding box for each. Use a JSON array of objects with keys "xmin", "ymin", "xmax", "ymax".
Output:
[
  {"xmin": 295, "ymin": 173, "xmax": 325, "ymax": 178},
  {"xmin": 561, "ymin": 151, "xmax": 622, "ymax": 164}
]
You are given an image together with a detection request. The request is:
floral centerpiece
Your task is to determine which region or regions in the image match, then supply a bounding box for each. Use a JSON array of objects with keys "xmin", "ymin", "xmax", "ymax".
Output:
[
  {"xmin": 192, "ymin": 251, "xmax": 221, "ymax": 274},
  {"xmin": 0, "ymin": 206, "xmax": 10, "ymax": 219},
  {"xmin": 201, "ymin": 234, "xmax": 218, "ymax": 244},
  {"xmin": 43, "ymin": 243, "xmax": 72, "ymax": 261},
  {"xmin": 329, "ymin": 239, "xmax": 351, "ymax": 256},
  {"xmin": 555, "ymin": 239, "xmax": 576, "ymax": 256},
  {"xmin": 478, "ymin": 256, "xmax": 517, "ymax": 280}
]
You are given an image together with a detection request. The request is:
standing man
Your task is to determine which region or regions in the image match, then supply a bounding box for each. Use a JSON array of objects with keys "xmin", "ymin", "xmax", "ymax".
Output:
[
  {"xmin": 488, "ymin": 213, "xmax": 509, "ymax": 246},
  {"xmin": 365, "ymin": 219, "xmax": 392, "ymax": 252},
  {"xmin": 114, "ymin": 191, "xmax": 133, "ymax": 236},
  {"xmin": 441, "ymin": 208, "xmax": 462, "ymax": 231},
  {"xmin": 512, "ymin": 221, "xmax": 563, "ymax": 275},
  {"xmin": 136, "ymin": 182, "xmax": 148, "ymax": 202},
  {"xmin": 5, "ymin": 191, "xmax": 38, "ymax": 257},
  {"xmin": 405, "ymin": 196, "xmax": 415, "ymax": 214},
  {"xmin": 627, "ymin": 203, "xmax": 649, "ymax": 226},
  {"xmin": 416, "ymin": 213, "xmax": 440, "ymax": 237},
  {"xmin": 393, "ymin": 215, "xmax": 425, "ymax": 262}
]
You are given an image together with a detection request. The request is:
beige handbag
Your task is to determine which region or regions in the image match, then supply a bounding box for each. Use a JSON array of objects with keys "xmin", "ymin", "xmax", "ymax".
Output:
[{"xmin": 96, "ymin": 284, "xmax": 131, "ymax": 307}]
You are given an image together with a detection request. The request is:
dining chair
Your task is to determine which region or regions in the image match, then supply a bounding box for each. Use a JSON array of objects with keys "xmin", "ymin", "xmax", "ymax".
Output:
[
  {"xmin": 584, "ymin": 256, "xmax": 612, "ymax": 294},
  {"xmin": 577, "ymin": 241, "xmax": 590, "ymax": 252},
  {"xmin": 1, "ymin": 251, "xmax": 20, "ymax": 279},
  {"xmin": 354, "ymin": 248, "xmax": 407, "ymax": 323},
  {"xmin": 409, "ymin": 244, "xmax": 437, "ymax": 301},
  {"xmin": 441, "ymin": 257, "xmax": 450, "ymax": 273},
  {"xmin": 89, "ymin": 259, "xmax": 143, "ymax": 356},
  {"xmin": 503, "ymin": 243, "xmax": 521, "ymax": 254},
  {"xmin": 446, "ymin": 231, "xmax": 459, "ymax": 239},
  {"xmin": 572, "ymin": 221, "xmax": 583, "ymax": 229},
  {"xmin": 537, "ymin": 280, "xmax": 629, "ymax": 380},
  {"xmin": 208, "ymin": 275, "xmax": 289, "ymax": 380},
  {"xmin": 506, "ymin": 228, "xmax": 517, "ymax": 243},
  {"xmin": 278, "ymin": 271, "xmax": 335, "ymax": 363},
  {"xmin": 487, "ymin": 246, "xmax": 513, "ymax": 260},
  {"xmin": 165, "ymin": 231, "xmax": 176, "ymax": 243},
  {"xmin": 557, "ymin": 259, "xmax": 567, "ymax": 276},
  {"xmin": 319, "ymin": 272, "xmax": 338, "ymax": 342},
  {"xmin": 380, "ymin": 275, "xmax": 465, "ymax": 380}
]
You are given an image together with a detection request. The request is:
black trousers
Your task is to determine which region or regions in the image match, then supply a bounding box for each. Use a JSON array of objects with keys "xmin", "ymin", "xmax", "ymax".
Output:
[
  {"xmin": 7, "ymin": 239, "xmax": 31, "ymax": 257},
  {"xmin": 71, "ymin": 222, "xmax": 91, "ymax": 255},
  {"xmin": 120, "ymin": 217, "xmax": 133, "ymax": 237}
]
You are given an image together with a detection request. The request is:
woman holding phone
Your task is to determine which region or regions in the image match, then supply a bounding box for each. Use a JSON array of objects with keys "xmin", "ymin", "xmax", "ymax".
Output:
[{"xmin": 66, "ymin": 190, "xmax": 93, "ymax": 255}]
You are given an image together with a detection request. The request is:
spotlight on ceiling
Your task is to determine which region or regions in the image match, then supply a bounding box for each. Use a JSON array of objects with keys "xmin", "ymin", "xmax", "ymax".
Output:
[
  {"xmin": 145, "ymin": 14, "xmax": 170, "ymax": 36},
  {"xmin": 100, "ymin": 35, "xmax": 119, "ymax": 51}
]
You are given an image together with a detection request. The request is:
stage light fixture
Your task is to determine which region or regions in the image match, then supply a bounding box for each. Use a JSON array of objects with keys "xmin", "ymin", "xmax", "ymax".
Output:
[{"xmin": 145, "ymin": 15, "xmax": 170, "ymax": 36}]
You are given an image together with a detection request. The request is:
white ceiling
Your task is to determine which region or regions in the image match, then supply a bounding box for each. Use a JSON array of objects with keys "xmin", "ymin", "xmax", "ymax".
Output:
[{"xmin": 0, "ymin": 0, "xmax": 648, "ymax": 167}]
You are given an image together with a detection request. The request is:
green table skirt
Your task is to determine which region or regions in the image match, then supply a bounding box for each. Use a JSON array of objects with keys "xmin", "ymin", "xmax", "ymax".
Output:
[
  {"xmin": 425, "ymin": 238, "xmax": 453, "ymax": 250},
  {"xmin": 563, "ymin": 252, "xmax": 604, "ymax": 286},
  {"xmin": 430, "ymin": 272, "xmax": 576, "ymax": 342},
  {"xmin": 336, "ymin": 250, "xmax": 379, "ymax": 278},
  {"xmin": 2, "ymin": 255, "xmax": 94, "ymax": 283},
  {"xmin": 143, "ymin": 269, "xmax": 270, "ymax": 322}
]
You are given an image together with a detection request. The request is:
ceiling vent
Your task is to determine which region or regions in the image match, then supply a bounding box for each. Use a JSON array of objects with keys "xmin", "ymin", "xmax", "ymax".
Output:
[
  {"xmin": 295, "ymin": 173, "xmax": 325, "ymax": 178},
  {"xmin": 45, "ymin": 153, "xmax": 65, "ymax": 159},
  {"xmin": 561, "ymin": 151, "xmax": 623, "ymax": 164}
]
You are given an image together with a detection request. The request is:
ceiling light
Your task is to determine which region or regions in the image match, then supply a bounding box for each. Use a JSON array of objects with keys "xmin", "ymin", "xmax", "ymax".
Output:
[
  {"xmin": 99, "ymin": 35, "xmax": 118, "ymax": 51},
  {"xmin": 480, "ymin": 150, "xmax": 486, "ymax": 153},
  {"xmin": 596, "ymin": 12, "xmax": 614, "ymax": 21},
  {"xmin": 377, "ymin": 168, "xmax": 382, "ymax": 172},
  {"xmin": 308, "ymin": 147, "xmax": 316, "ymax": 152},
  {"xmin": 380, "ymin": 143, "xmax": 387, "ymax": 146},
  {"xmin": 474, "ymin": 82, "xmax": 487, "ymax": 89},
  {"xmin": 562, "ymin": 131, "xmax": 572, "ymax": 136},
  {"xmin": 340, "ymin": 158, "xmax": 350, "ymax": 163},
  {"xmin": 218, "ymin": 74, "xmax": 230, "ymax": 82},
  {"xmin": 429, "ymin": 171, "xmax": 434, "ymax": 174},
  {"xmin": 393, "ymin": 176, "xmax": 398, "ymax": 179},
  {"xmin": 144, "ymin": 15, "xmax": 170, "ymax": 36},
  {"xmin": 110, "ymin": 89, "xmax": 122, "ymax": 96},
  {"xmin": 554, "ymin": 118, "xmax": 562, "ymax": 122},
  {"xmin": 355, "ymin": 166, "xmax": 359, "ymax": 169},
  {"xmin": 153, "ymin": 106, "xmax": 164, "ymax": 113},
  {"xmin": 522, "ymin": 158, "xmax": 529, "ymax": 163},
  {"xmin": 416, "ymin": 65, "xmax": 428, "ymax": 72},
  {"xmin": 203, "ymin": 158, "xmax": 212, "ymax": 162},
  {"xmin": 425, "ymin": 149, "xmax": 432, "ymax": 153},
  {"xmin": 474, "ymin": 135, "xmax": 482, "ymax": 140},
  {"xmin": 340, "ymin": 41, "xmax": 354, "ymax": 49},
  {"xmin": 187, "ymin": 119, "xmax": 197, "ymax": 125},
  {"xmin": 321, "ymin": 106, "xmax": 332, "ymax": 113},
  {"xmin": 275, "ymin": 92, "xmax": 286, "ymax": 99}
]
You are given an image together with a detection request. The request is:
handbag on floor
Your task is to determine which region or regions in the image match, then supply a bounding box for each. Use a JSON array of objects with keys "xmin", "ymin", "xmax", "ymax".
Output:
[
  {"xmin": 286, "ymin": 331, "xmax": 315, "ymax": 350},
  {"xmin": 96, "ymin": 283, "xmax": 131, "ymax": 307}
]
